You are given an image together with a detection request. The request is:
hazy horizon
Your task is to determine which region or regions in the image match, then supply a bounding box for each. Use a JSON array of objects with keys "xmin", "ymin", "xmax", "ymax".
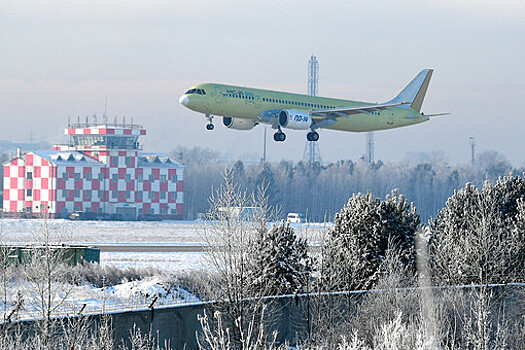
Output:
[{"xmin": 1, "ymin": 1, "xmax": 524, "ymax": 165}]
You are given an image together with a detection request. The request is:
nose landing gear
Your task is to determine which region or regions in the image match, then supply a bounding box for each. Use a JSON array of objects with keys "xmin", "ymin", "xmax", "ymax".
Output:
[{"xmin": 205, "ymin": 114, "xmax": 214, "ymax": 130}]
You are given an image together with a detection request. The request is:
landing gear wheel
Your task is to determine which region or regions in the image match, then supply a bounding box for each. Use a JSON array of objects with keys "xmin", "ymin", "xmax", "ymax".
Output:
[
  {"xmin": 273, "ymin": 132, "xmax": 286, "ymax": 142},
  {"xmin": 205, "ymin": 114, "xmax": 214, "ymax": 130},
  {"xmin": 307, "ymin": 131, "xmax": 319, "ymax": 142}
]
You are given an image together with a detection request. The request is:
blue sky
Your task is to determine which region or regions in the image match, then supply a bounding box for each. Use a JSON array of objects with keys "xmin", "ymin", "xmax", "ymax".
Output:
[{"xmin": 1, "ymin": 0, "xmax": 524, "ymax": 164}]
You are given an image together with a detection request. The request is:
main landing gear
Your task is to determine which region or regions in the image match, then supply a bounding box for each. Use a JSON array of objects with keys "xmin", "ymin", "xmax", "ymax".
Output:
[
  {"xmin": 307, "ymin": 131, "xmax": 319, "ymax": 142},
  {"xmin": 205, "ymin": 114, "xmax": 214, "ymax": 130},
  {"xmin": 273, "ymin": 126, "xmax": 286, "ymax": 142},
  {"xmin": 274, "ymin": 131, "xmax": 286, "ymax": 142}
]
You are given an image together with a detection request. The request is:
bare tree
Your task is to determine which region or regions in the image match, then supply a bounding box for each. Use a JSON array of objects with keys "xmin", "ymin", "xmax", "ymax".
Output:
[
  {"xmin": 199, "ymin": 169, "xmax": 277, "ymax": 349},
  {"xmin": 21, "ymin": 218, "xmax": 79, "ymax": 347}
]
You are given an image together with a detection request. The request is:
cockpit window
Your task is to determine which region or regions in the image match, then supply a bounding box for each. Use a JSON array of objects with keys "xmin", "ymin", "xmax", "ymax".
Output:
[{"xmin": 186, "ymin": 88, "xmax": 206, "ymax": 95}]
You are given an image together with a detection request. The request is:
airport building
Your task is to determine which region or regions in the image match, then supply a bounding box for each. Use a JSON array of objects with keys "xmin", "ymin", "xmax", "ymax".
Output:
[{"xmin": 2, "ymin": 121, "xmax": 184, "ymax": 220}]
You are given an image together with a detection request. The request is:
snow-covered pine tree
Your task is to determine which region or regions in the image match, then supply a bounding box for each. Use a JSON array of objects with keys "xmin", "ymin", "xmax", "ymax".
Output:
[
  {"xmin": 252, "ymin": 222, "xmax": 313, "ymax": 296},
  {"xmin": 429, "ymin": 174, "xmax": 525, "ymax": 285},
  {"xmin": 323, "ymin": 189, "xmax": 420, "ymax": 291}
]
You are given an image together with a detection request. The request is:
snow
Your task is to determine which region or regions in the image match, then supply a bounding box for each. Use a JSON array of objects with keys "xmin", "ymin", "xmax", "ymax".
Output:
[
  {"xmin": 0, "ymin": 218, "xmax": 328, "ymax": 317},
  {"xmin": 100, "ymin": 251, "xmax": 207, "ymax": 272},
  {"xmin": 0, "ymin": 218, "xmax": 328, "ymax": 245},
  {"xmin": 9, "ymin": 276, "xmax": 202, "ymax": 320}
]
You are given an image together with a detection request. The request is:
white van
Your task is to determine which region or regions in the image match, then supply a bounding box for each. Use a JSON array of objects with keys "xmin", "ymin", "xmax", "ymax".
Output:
[{"xmin": 286, "ymin": 212, "xmax": 305, "ymax": 224}]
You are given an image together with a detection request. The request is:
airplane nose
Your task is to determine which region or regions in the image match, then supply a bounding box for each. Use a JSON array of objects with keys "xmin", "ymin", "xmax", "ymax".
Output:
[{"xmin": 179, "ymin": 95, "xmax": 189, "ymax": 107}]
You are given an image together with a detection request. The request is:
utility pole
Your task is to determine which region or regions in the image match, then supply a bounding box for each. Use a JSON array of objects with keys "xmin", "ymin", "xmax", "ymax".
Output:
[
  {"xmin": 469, "ymin": 136, "xmax": 476, "ymax": 164},
  {"xmin": 365, "ymin": 132, "xmax": 374, "ymax": 163},
  {"xmin": 261, "ymin": 127, "xmax": 267, "ymax": 163},
  {"xmin": 303, "ymin": 55, "xmax": 322, "ymax": 165}
]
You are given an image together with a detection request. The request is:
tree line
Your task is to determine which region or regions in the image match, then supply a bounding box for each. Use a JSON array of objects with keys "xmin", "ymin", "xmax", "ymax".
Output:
[
  {"xmin": 194, "ymin": 170, "xmax": 525, "ymax": 349},
  {"xmin": 172, "ymin": 146, "xmax": 520, "ymax": 222}
]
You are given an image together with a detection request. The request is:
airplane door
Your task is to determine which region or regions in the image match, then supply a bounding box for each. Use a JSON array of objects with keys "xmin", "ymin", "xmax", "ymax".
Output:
[
  {"xmin": 214, "ymin": 87, "xmax": 224, "ymax": 103},
  {"xmin": 213, "ymin": 87, "xmax": 225, "ymax": 115},
  {"xmin": 255, "ymin": 96, "xmax": 261, "ymax": 108},
  {"xmin": 387, "ymin": 110, "xmax": 394, "ymax": 126}
]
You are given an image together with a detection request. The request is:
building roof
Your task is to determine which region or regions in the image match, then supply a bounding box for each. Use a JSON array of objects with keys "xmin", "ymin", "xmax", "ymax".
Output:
[
  {"xmin": 137, "ymin": 153, "xmax": 184, "ymax": 168},
  {"xmin": 31, "ymin": 150, "xmax": 104, "ymax": 166}
]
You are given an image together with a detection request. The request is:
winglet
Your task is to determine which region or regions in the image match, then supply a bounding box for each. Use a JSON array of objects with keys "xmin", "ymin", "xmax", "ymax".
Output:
[{"xmin": 387, "ymin": 69, "xmax": 433, "ymax": 112}]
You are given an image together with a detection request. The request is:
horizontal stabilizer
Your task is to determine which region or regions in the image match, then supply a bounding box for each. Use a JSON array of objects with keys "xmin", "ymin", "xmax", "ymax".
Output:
[{"xmin": 424, "ymin": 112, "xmax": 450, "ymax": 117}]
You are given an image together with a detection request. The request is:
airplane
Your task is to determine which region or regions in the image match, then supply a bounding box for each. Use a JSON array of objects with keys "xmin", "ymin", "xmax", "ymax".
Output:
[{"xmin": 178, "ymin": 69, "xmax": 448, "ymax": 142}]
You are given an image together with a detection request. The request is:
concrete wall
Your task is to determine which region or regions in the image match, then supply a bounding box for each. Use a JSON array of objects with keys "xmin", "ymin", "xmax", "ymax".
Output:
[{"xmin": 12, "ymin": 283, "xmax": 525, "ymax": 349}]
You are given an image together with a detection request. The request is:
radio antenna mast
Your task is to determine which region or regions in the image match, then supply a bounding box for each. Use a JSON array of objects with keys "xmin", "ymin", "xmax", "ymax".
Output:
[{"xmin": 303, "ymin": 55, "xmax": 322, "ymax": 165}]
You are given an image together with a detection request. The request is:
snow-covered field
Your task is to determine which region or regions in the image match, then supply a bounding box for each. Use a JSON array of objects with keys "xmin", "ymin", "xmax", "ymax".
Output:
[
  {"xmin": 0, "ymin": 218, "xmax": 329, "ymax": 315},
  {"xmin": 0, "ymin": 218, "xmax": 328, "ymax": 246},
  {"xmin": 1, "ymin": 218, "xmax": 329, "ymax": 273},
  {"xmin": 101, "ymin": 251, "xmax": 207, "ymax": 272}
]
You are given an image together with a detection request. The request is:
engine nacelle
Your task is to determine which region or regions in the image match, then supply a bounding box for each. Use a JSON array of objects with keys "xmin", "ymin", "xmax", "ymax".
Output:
[
  {"xmin": 278, "ymin": 110, "xmax": 312, "ymax": 130},
  {"xmin": 222, "ymin": 117, "xmax": 258, "ymax": 130}
]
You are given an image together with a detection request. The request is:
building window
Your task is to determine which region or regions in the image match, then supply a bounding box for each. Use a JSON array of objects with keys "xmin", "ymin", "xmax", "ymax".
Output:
[
  {"xmin": 125, "ymin": 157, "xmax": 132, "ymax": 166},
  {"xmin": 171, "ymin": 191, "xmax": 177, "ymax": 200},
  {"xmin": 111, "ymin": 156, "xmax": 118, "ymax": 166},
  {"xmin": 171, "ymin": 208, "xmax": 177, "ymax": 215},
  {"xmin": 61, "ymin": 189, "xmax": 68, "ymax": 198},
  {"xmin": 148, "ymin": 208, "xmax": 154, "ymax": 214},
  {"xmin": 160, "ymin": 191, "xmax": 166, "ymax": 200},
  {"xmin": 170, "ymin": 175, "xmax": 176, "ymax": 182},
  {"xmin": 160, "ymin": 174, "xmax": 167, "ymax": 182},
  {"xmin": 137, "ymin": 174, "xmax": 143, "ymax": 182},
  {"xmin": 85, "ymin": 190, "xmax": 92, "ymax": 199},
  {"xmin": 138, "ymin": 208, "xmax": 143, "ymax": 215},
  {"xmin": 112, "ymin": 174, "xmax": 118, "ymax": 182},
  {"xmin": 27, "ymin": 172, "xmax": 33, "ymax": 180},
  {"xmin": 148, "ymin": 174, "xmax": 155, "ymax": 182},
  {"xmin": 149, "ymin": 191, "xmax": 154, "ymax": 200},
  {"xmin": 86, "ymin": 173, "xmax": 92, "ymax": 181},
  {"xmin": 137, "ymin": 192, "xmax": 143, "ymax": 200},
  {"xmin": 62, "ymin": 172, "xmax": 69, "ymax": 181},
  {"xmin": 74, "ymin": 173, "xmax": 81, "ymax": 181},
  {"xmin": 112, "ymin": 190, "xmax": 118, "ymax": 199},
  {"xmin": 125, "ymin": 174, "xmax": 131, "ymax": 182},
  {"xmin": 160, "ymin": 207, "xmax": 167, "ymax": 215},
  {"xmin": 125, "ymin": 190, "xmax": 131, "ymax": 199},
  {"xmin": 26, "ymin": 189, "xmax": 32, "ymax": 197},
  {"xmin": 74, "ymin": 189, "xmax": 80, "ymax": 198},
  {"xmin": 98, "ymin": 190, "xmax": 104, "ymax": 198},
  {"xmin": 98, "ymin": 173, "xmax": 104, "ymax": 181}
]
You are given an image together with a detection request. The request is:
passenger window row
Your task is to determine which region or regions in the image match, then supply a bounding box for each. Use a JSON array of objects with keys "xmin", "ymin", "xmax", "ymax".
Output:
[
  {"xmin": 228, "ymin": 93, "xmax": 254, "ymax": 100},
  {"xmin": 261, "ymin": 97, "xmax": 334, "ymax": 109}
]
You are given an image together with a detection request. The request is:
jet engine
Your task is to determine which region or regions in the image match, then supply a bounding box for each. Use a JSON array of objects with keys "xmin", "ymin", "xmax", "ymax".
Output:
[
  {"xmin": 222, "ymin": 117, "xmax": 258, "ymax": 130},
  {"xmin": 278, "ymin": 110, "xmax": 312, "ymax": 130}
]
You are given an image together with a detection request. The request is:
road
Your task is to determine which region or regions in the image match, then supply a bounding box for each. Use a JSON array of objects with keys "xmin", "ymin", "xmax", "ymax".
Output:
[{"xmin": 93, "ymin": 244, "xmax": 206, "ymax": 252}]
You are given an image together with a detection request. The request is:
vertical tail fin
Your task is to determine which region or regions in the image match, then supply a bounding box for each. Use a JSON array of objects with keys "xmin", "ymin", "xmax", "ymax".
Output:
[{"xmin": 387, "ymin": 69, "xmax": 433, "ymax": 112}]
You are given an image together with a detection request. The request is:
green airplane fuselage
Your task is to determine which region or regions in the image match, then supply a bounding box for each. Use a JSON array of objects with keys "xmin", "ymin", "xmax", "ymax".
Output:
[{"xmin": 181, "ymin": 83, "xmax": 429, "ymax": 132}]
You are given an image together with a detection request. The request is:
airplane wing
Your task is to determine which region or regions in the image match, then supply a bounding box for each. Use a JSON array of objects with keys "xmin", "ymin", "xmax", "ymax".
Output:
[{"xmin": 311, "ymin": 101, "xmax": 410, "ymax": 119}]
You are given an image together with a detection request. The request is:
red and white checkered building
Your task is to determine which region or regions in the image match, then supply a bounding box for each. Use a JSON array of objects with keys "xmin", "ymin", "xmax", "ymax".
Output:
[{"xmin": 2, "ymin": 123, "xmax": 184, "ymax": 219}]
